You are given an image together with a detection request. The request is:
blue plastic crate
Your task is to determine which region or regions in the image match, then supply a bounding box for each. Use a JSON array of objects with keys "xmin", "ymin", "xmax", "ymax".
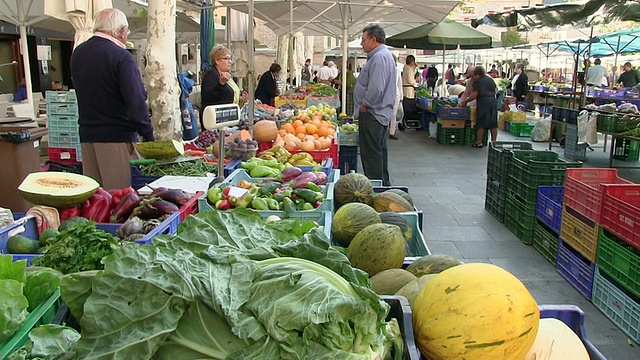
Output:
[
  {"xmin": 436, "ymin": 106, "xmax": 469, "ymax": 120},
  {"xmin": 538, "ymin": 305, "xmax": 607, "ymax": 360},
  {"xmin": 536, "ymin": 186, "xmax": 564, "ymax": 235},
  {"xmin": 47, "ymin": 131, "xmax": 80, "ymax": 148},
  {"xmin": 556, "ymin": 238, "xmax": 596, "ymax": 300},
  {"xmin": 97, "ymin": 212, "xmax": 180, "ymax": 245},
  {"xmin": 592, "ymin": 267, "xmax": 640, "ymax": 345}
]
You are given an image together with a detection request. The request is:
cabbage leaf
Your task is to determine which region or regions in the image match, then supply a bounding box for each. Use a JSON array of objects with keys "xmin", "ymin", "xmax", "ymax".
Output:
[
  {"xmin": 0, "ymin": 279, "xmax": 28, "ymax": 344},
  {"xmin": 8, "ymin": 324, "xmax": 80, "ymax": 360}
]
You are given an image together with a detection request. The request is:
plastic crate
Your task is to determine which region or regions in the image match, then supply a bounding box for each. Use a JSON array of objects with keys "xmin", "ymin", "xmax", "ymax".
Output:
[
  {"xmin": 536, "ymin": 186, "xmax": 564, "ymax": 235},
  {"xmin": 306, "ymin": 97, "xmax": 340, "ymax": 109},
  {"xmin": 436, "ymin": 124, "xmax": 464, "ymax": 145},
  {"xmin": 597, "ymin": 227, "xmax": 640, "ymax": 299},
  {"xmin": 45, "ymin": 90, "xmax": 77, "ymax": 103},
  {"xmin": 46, "ymin": 161, "xmax": 83, "ymax": 175},
  {"xmin": 415, "ymin": 96, "xmax": 429, "ymax": 110},
  {"xmin": 551, "ymin": 107, "xmax": 579, "ymax": 125},
  {"xmin": 556, "ymin": 238, "xmax": 596, "ymax": 300},
  {"xmin": 178, "ymin": 191, "xmax": 204, "ymax": 222},
  {"xmin": 484, "ymin": 179, "xmax": 507, "ymax": 222},
  {"xmin": 504, "ymin": 190, "xmax": 537, "ymax": 245},
  {"xmin": 600, "ymin": 184, "xmax": 640, "ymax": 250},
  {"xmin": 613, "ymin": 137, "xmax": 640, "ymax": 162},
  {"xmin": 509, "ymin": 122, "xmax": 535, "ymax": 137},
  {"xmin": 564, "ymin": 168, "xmax": 632, "ymax": 223},
  {"xmin": 592, "ymin": 267, "xmax": 640, "ymax": 344},
  {"xmin": 130, "ymin": 161, "xmax": 237, "ymax": 191},
  {"xmin": 338, "ymin": 145, "xmax": 358, "ymax": 175},
  {"xmin": 597, "ymin": 114, "xmax": 640, "ymax": 133},
  {"xmin": 258, "ymin": 141, "xmax": 340, "ymax": 167},
  {"xmin": 538, "ymin": 305, "xmax": 607, "ymax": 360},
  {"xmin": 436, "ymin": 105, "xmax": 469, "ymax": 120},
  {"xmin": 371, "ymin": 185, "xmax": 424, "ymax": 230},
  {"xmin": 97, "ymin": 212, "xmax": 181, "ymax": 245},
  {"xmin": 274, "ymin": 97, "xmax": 307, "ymax": 108},
  {"xmin": 487, "ymin": 141, "xmax": 533, "ymax": 186},
  {"xmin": 46, "ymin": 102, "xmax": 78, "ymax": 116},
  {"xmin": 508, "ymin": 150, "xmax": 581, "ymax": 205},
  {"xmin": 463, "ymin": 124, "xmax": 489, "ymax": 146},
  {"xmin": 560, "ymin": 205, "xmax": 600, "ymax": 263},
  {"xmin": 0, "ymin": 217, "xmax": 41, "ymax": 265},
  {"xmin": 533, "ymin": 220, "xmax": 559, "ymax": 266},
  {"xmin": 0, "ymin": 288, "xmax": 61, "ymax": 358},
  {"xmin": 338, "ymin": 131, "xmax": 358, "ymax": 146},
  {"xmin": 379, "ymin": 296, "xmax": 421, "ymax": 360},
  {"xmin": 48, "ymin": 147, "xmax": 82, "ymax": 165},
  {"xmin": 564, "ymin": 124, "xmax": 588, "ymax": 161}
]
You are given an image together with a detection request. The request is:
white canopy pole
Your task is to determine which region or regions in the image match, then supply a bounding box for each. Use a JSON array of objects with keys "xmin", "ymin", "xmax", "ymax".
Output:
[
  {"xmin": 341, "ymin": 27, "xmax": 348, "ymax": 112},
  {"xmin": 17, "ymin": 1, "xmax": 35, "ymax": 119},
  {"xmin": 288, "ymin": 0, "xmax": 294, "ymax": 99},
  {"xmin": 248, "ymin": 0, "xmax": 255, "ymax": 135},
  {"xmin": 441, "ymin": 43, "xmax": 446, "ymax": 97}
]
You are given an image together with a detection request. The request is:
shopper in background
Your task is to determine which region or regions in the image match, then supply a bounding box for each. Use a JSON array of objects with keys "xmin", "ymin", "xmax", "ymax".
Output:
[
  {"xmin": 354, "ymin": 24, "xmax": 396, "ymax": 186},
  {"xmin": 445, "ymin": 64, "xmax": 456, "ymax": 85},
  {"xmin": 402, "ymin": 55, "xmax": 418, "ymax": 98},
  {"xmin": 586, "ymin": 58, "xmax": 609, "ymax": 87},
  {"xmin": 200, "ymin": 45, "xmax": 235, "ymax": 129},
  {"xmin": 390, "ymin": 55, "xmax": 403, "ymax": 140},
  {"xmin": 70, "ymin": 8, "xmax": 154, "ymax": 190},
  {"xmin": 460, "ymin": 66, "xmax": 498, "ymax": 148},
  {"xmin": 317, "ymin": 61, "xmax": 332, "ymax": 84},
  {"xmin": 488, "ymin": 65, "xmax": 500, "ymax": 78},
  {"xmin": 255, "ymin": 63, "xmax": 281, "ymax": 106},
  {"xmin": 301, "ymin": 58, "xmax": 312, "ymax": 85},
  {"xmin": 617, "ymin": 62, "xmax": 640, "ymax": 88},
  {"xmin": 512, "ymin": 63, "xmax": 529, "ymax": 102},
  {"xmin": 328, "ymin": 61, "xmax": 339, "ymax": 82},
  {"xmin": 331, "ymin": 59, "xmax": 356, "ymax": 116},
  {"xmin": 424, "ymin": 64, "xmax": 438, "ymax": 94}
]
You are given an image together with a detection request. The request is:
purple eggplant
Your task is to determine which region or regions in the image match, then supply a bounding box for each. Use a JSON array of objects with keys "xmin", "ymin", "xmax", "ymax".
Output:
[
  {"xmin": 313, "ymin": 171, "xmax": 328, "ymax": 185},
  {"xmin": 289, "ymin": 172, "xmax": 318, "ymax": 189},
  {"xmin": 110, "ymin": 193, "xmax": 140, "ymax": 223},
  {"xmin": 148, "ymin": 186, "xmax": 170, "ymax": 197},
  {"xmin": 156, "ymin": 189, "xmax": 192, "ymax": 206},
  {"xmin": 280, "ymin": 167, "xmax": 303, "ymax": 182},
  {"xmin": 132, "ymin": 198, "xmax": 179, "ymax": 220}
]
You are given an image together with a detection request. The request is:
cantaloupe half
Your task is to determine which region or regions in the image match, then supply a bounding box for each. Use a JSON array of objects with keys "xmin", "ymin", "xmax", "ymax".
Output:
[{"xmin": 18, "ymin": 172, "xmax": 99, "ymax": 208}]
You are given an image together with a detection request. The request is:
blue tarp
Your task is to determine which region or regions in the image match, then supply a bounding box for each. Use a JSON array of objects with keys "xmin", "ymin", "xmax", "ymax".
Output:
[
  {"xmin": 516, "ymin": 28, "xmax": 640, "ymax": 58},
  {"xmin": 200, "ymin": 0, "xmax": 215, "ymax": 72}
]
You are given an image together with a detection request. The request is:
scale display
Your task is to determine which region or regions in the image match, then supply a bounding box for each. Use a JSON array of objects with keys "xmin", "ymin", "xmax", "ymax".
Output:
[{"xmin": 202, "ymin": 104, "xmax": 240, "ymax": 130}]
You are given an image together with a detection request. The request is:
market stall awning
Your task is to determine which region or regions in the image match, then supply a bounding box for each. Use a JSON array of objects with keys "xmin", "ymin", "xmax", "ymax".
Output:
[
  {"xmin": 386, "ymin": 19, "xmax": 493, "ymax": 50},
  {"xmin": 472, "ymin": 0, "xmax": 640, "ymax": 31}
]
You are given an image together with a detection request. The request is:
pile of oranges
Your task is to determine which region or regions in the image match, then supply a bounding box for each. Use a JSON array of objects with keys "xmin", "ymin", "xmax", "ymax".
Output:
[{"xmin": 274, "ymin": 112, "xmax": 337, "ymax": 152}]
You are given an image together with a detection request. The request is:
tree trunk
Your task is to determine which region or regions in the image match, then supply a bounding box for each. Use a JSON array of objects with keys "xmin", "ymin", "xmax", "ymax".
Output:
[{"xmin": 145, "ymin": 0, "xmax": 182, "ymax": 141}]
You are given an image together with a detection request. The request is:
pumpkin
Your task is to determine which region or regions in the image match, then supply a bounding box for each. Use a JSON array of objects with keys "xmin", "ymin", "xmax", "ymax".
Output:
[
  {"xmin": 413, "ymin": 263, "xmax": 540, "ymax": 360},
  {"xmin": 253, "ymin": 120, "xmax": 278, "ymax": 142},
  {"xmin": 372, "ymin": 192, "xmax": 413, "ymax": 212},
  {"xmin": 524, "ymin": 318, "xmax": 589, "ymax": 360},
  {"xmin": 334, "ymin": 173, "xmax": 375, "ymax": 206},
  {"xmin": 332, "ymin": 202, "xmax": 381, "ymax": 247}
]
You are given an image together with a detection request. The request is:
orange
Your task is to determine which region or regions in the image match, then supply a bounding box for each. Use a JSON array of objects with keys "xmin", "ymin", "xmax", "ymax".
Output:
[
  {"xmin": 299, "ymin": 113, "xmax": 308, "ymax": 121},
  {"xmin": 293, "ymin": 119, "xmax": 304, "ymax": 128},
  {"xmin": 313, "ymin": 133, "xmax": 320, "ymax": 139},
  {"xmin": 306, "ymin": 124, "xmax": 318, "ymax": 134},
  {"xmin": 283, "ymin": 123, "xmax": 295, "ymax": 133},
  {"xmin": 317, "ymin": 126, "xmax": 329, "ymax": 137},
  {"xmin": 278, "ymin": 129, "xmax": 287, "ymax": 137},
  {"xmin": 312, "ymin": 119, "xmax": 322, "ymax": 128},
  {"xmin": 297, "ymin": 132, "xmax": 306, "ymax": 140},
  {"xmin": 312, "ymin": 115, "xmax": 322, "ymax": 122},
  {"xmin": 295, "ymin": 126, "xmax": 307, "ymax": 135}
]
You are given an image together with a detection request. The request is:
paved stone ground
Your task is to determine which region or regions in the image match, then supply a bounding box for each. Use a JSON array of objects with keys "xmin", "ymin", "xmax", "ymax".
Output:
[{"xmin": 383, "ymin": 123, "xmax": 640, "ymax": 359}]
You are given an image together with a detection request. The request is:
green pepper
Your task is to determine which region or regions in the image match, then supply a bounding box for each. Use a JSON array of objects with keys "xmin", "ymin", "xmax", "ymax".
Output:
[
  {"xmin": 250, "ymin": 165, "xmax": 280, "ymax": 178},
  {"xmin": 285, "ymin": 201, "xmax": 297, "ymax": 213},
  {"xmin": 272, "ymin": 193, "xmax": 286, "ymax": 202},
  {"xmin": 251, "ymin": 198, "xmax": 269, "ymax": 210},
  {"xmin": 266, "ymin": 198, "xmax": 280, "ymax": 210},
  {"xmin": 306, "ymin": 182, "xmax": 322, "ymax": 193},
  {"xmin": 300, "ymin": 202, "xmax": 315, "ymax": 211},
  {"xmin": 240, "ymin": 161, "xmax": 259, "ymax": 171},
  {"xmin": 293, "ymin": 189, "xmax": 324, "ymax": 203},
  {"xmin": 280, "ymin": 189, "xmax": 293, "ymax": 197},
  {"xmin": 259, "ymin": 182, "xmax": 281, "ymax": 195},
  {"xmin": 236, "ymin": 187, "xmax": 259, "ymax": 208}
]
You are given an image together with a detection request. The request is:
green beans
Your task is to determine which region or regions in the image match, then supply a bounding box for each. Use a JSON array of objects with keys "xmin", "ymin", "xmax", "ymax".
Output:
[{"xmin": 139, "ymin": 160, "xmax": 218, "ymax": 177}]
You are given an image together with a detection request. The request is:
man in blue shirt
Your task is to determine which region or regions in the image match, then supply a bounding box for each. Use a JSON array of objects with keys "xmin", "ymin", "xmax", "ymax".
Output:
[{"xmin": 354, "ymin": 24, "xmax": 396, "ymax": 185}]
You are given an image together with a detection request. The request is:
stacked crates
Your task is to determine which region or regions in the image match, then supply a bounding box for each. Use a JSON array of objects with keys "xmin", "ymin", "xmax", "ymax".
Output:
[
  {"xmin": 559, "ymin": 169, "xmax": 632, "ymax": 302},
  {"xmin": 436, "ymin": 107, "xmax": 467, "ymax": 145},
  {"xmin": 484, "ymin": 142, "xmax": 532, "ymax": 222},
  {"xmin": 46, "ymin": 91, "xmax": 81, "ymax": 164},
  {"xmin": 593, "ymin": 182, "xmax": 640, "ymax": 343},
  {"xmin": 564, "ymin": 123, "xmax": 588, "ymax": 161},
  {"xmin": 534, "ymin": 186, "xmax": 563, "ymax": 265},
  {"xmin": 504, "ymin": 150, "xmax": 581, "ymax": 245}
]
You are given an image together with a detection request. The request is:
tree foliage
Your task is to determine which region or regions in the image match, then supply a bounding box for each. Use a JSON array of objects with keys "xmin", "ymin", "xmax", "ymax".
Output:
[{"xmin": 502, "ymin": 30, "xmax": 528, "ymax": 47}]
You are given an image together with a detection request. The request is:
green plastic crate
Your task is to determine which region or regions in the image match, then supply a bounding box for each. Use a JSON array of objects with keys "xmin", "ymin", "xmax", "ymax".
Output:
[
  {"xmin": 0, "ymin": 289, "xmax": 61, "ymax": 358},
  {"xmin": 484, "ymin": 179, "xmax": 507, "ymax": 222},
  {"xmin": 597, "ymin": 227, "xmax": 640, "ymax": 299},
  {"xmin": 509, "ymin": 122, "xmax": 535, "ymax": 137},
  {"xmin": 487, "ymin": 141, "xmax": 533, "ymax": 186},
  {"xmin": 597, "ymin": 115, "xmax": 640, "ymax": 133},
  {"xmin": 436, "ymin": 124, "xmax": 465, "ymax": 145},
  {"xmin": 463, "ymin": 125, "xmax": 489, "ymax": 146},
  {"xmin": 613, "ymin": 138, "xmax": 640, "ymax": 162},
  {"xmin": 504, "ymin": 191, "xmax": 536, "ymax": 245},
  {"xmin": 533, "ymin": 220, "xmax": 559, "ymax": 266}
]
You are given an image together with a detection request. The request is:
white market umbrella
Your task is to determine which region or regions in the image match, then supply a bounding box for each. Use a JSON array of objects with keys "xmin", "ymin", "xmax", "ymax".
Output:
[{"xmin": 44, "ymin": 0, "xmax": 112, "ymax": 49}]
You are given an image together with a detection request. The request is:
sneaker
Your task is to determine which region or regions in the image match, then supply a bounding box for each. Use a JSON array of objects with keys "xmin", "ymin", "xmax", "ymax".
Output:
[{"xmin": 389, "ymin": 134, "xmax": 399, "ymax": 139}]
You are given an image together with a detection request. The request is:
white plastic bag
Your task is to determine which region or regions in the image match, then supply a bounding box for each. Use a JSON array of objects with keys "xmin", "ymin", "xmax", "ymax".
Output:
[
  {"xmin": 428, "ymin": 121, "xmax": 437, "ymax": 139},
  {"xmin": 531, "ymin": 117, "xmax": 551, "ymax": 142}
]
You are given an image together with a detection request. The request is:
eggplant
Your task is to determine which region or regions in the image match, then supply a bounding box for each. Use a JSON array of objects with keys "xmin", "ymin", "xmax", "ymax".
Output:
[
  {"xmin": 313, "ymin": 171, "xmax": 328, "ymax": 185},
  {"xmin": 132, "ymin": 198, "xmax": 180, "ymax": 220},
  {"xmin": 280, "ymin": 167, "xmax": 303, "ymax": 182},
  {"xmin": 148, "ymin": 186, "xmax": 170, "ymax": 197},
  {"xmin": 110, "ymin": 193, "xmax": 140, "ymax": 223},
  {"xmin": 115, "ymin": 217, "xmax": 145, "ymax": 239},
  {"xmin": 156, "ymin": 189, "xmax": 192, "ymax": 206},
  {"xmin": 289, "ymin": 172, "xmax": 318, "ymax": 189}
]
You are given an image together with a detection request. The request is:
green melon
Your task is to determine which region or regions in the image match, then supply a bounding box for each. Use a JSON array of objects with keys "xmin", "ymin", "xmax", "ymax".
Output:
[
  {"xmin": 395, "ymin": 274, "xmax": 437, "ymax": 309},
  {"xmin": 58, "ymin": 217, "xmax": 91, "ymax": 231},
  {"xmin": 332, "ymin": 203, "xmax": 381, "ymax": 247},
  {"xmin": 334, "ymin": 173, "xmax": 375, "ymax": 206},
  {"xmin": 379, "ymin": 212, "xmax": 413, "ymax": 244},
  {"xmin": 346, "ymin": 223, "xmax": 406, "ymax": 276},
  {"xmin": 406, "ymin": 254, "xmax": 461, "ymax": 277},
  {"xmin": 135, "ymin": 140, "xmax": 184, "ymax": 159},
  {"xmin": 39, "ymin": 228, "xmax": 60, "ymax": 246},
  {"xmin": 18, "ymin": 172, "xmax": 99, "ymax": 208},
  {"xmin": 370, "ymin": 268, "xmax": 417, "ymax": 295},
  {"xmin": 6, "ymin": 234, "xmax": 40, "ymax": 254},
  {"xmin": 385, "ymin": 189, "xmax": 414, "ymax": 206}
]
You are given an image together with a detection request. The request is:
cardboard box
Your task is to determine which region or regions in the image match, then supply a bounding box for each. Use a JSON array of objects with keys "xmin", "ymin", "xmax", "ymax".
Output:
[{"xmin": 439, "ymin": 119, "xmax": 466, "ymax": 128}]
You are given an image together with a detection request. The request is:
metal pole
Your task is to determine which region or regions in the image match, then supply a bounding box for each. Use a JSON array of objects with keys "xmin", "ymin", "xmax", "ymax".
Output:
[
  {"xmin": 341, "ymin": 27, "xmax": 348, "ymax": 112},
  {"xmin": 247, "ymin": 0, "xmax": 255, "ymax": 136},
  {"xmin": 288, "ymin": 0, "xmax": 294, "ymax": 100}
]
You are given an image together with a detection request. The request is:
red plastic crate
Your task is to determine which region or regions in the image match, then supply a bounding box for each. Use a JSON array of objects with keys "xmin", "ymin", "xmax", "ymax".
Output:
[
  {"xmin": 258, "ymin": 141, "xmax": 339, "ymax": 168},
  {"xmin": 600, "ymin": 184, "xmax": 640, "ymax": 250},
  {"xmin": 48, "ymin": 147, "xmax": 81, "ymax": 165},
  {"xmin": 564, "ymin": 168, "xmax": 632, "ymax": 223},
  {"xmin": 178, "ymin": 191, "xmax": 203, "ymax": 222}
]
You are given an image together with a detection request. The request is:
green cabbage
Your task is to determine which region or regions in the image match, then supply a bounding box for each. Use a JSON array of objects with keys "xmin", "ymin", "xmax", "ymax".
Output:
[{"xmin": 8, "ymin": 324, "xmax": 80, "ymax": 360}]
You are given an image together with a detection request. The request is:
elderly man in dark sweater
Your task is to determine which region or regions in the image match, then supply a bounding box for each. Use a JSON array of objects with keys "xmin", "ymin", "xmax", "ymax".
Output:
[{"xmin": 71, "ymin": 8, "xmax": 154, "ymax": 189}]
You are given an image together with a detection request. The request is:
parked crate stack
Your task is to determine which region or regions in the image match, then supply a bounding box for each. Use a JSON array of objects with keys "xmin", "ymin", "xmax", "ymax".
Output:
[
  {"xmin": 338, "ymin": 121, "xmax": 359, "ymax": 175},
  {"xmin": 436, "ymin": 107, "xmax": 467, "ymax": 145},
  {"xmin": 504, "ymin": 150, "xmax": 581, "ymax": 245},
  {"xmin": 592, "ymin": 181, "xmax": 640, "ymax": 343},
  {"xmin": 533, "ymin": 186, "xmax": 563, "ymax": 265},
  {"xmin": 484, "ymin": 141, "xmax": 533, "ymax": 222},
  {"xmin": 46, "ymin": 91, "xmax": 81, "ymax": 165},
  {"xmin": 564, "ymin": 123, "xmax": 588, "ymax": 161},
  {"xmin": 558, "ymin": 169, "xmax": 632, "ymax": 301}
]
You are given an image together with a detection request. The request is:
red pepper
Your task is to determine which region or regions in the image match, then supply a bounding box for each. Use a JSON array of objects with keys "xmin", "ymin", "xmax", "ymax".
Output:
[
  {"xmin": 122, "ymin": 187, "xmax": 136, "ymax": 196},
  {"xmin": 59, "ymin": 206, "xmax": 81, "ymax": 222},
  {"xmin": 95, "ymin": 188, "xmax": 112, "ymax": 204},
  {"xmin": 81, "ymin": 193, "xmax": 111, "ymax": 223},
  {"xmin": 314, "ymin": 201, "xmax": 322, "ymax": 208},
  {"xmin": 222, "ymin": 186, "xmax": 231, "ymax": 196}
]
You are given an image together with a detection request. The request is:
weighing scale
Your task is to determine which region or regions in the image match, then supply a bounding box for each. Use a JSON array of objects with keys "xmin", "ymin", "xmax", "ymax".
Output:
[{"xmin": 202, "ymin": 103, "xmax": 241, "ymax": 179}]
